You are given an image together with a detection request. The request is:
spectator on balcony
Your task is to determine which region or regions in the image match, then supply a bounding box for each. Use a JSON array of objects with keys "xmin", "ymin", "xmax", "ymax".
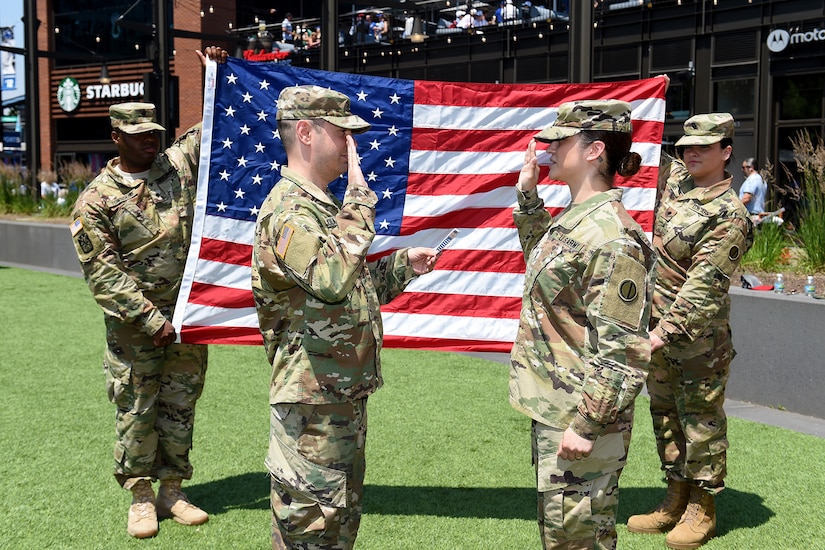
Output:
[
  {"xmin": 373, "ymin": 13, "xmax": 389, "ymax": 42},
  {"xmin": 456, "ymin": 9, "xmax": 473, "ymax": 29},
  {"xmin": 503, "ymin": 0, "xmax": 520, "ymax": 22},
  {"xmin": 521, "ymin": 1, "xmax": 534, "ymax": 21},
  {"xmin": 473, "ymin": 8, "xmax": 489, "ymax": 28},
  {"xmin": 281, "ymin": 12, "xmax": 294, "ymax": 43},
  {"xmin": 307, "ymin": 26, "xmax": 321, "ymax": 49},
  {"xmin": 494, "ymin": 1, "xmax": 506, "ymax": 23}
]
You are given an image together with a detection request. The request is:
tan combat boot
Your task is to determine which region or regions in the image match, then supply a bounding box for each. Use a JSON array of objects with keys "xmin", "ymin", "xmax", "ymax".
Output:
[
  {"xmin": 127, "ymin": 479, "xmax": 158, "ymax": 538},
  {"xmin": 665, "ymin": 486, "xmax": 716, "ymax": 549},
  {"xmin": 627, "ymin": 479, "xmax": 691, "ymax": 534},
  {"xmin": 157, "ymin": 479, "xmax": 209, "ymax": 525}
]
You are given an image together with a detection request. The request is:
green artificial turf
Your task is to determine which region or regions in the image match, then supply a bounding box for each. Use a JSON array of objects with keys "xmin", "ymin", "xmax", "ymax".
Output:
[{"xmin": 1, "ymin": 266, "xmax": 823, "ymax": 549}]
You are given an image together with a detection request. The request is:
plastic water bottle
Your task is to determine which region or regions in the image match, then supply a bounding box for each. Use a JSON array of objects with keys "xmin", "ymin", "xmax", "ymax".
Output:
[
  {"xmin": 774, "ymin": 273, "xmax": 785, "ymax": 294},
  {"xmin": 804, "ymin": 276, "xmax": 816, "ymax": 297}
]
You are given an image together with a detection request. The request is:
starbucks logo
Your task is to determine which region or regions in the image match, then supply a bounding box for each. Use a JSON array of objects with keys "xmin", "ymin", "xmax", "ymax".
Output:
[{"xmin": 57, "ymin": 77, "xmax": 81, "ymax": 112}]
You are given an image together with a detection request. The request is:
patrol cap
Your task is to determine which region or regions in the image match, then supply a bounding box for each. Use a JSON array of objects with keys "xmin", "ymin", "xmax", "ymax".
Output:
[
  {"xmin": 675, "ymin": 113, "xmax": 734, "ymax": 146},
  {"xmin": 109, "ymin": 102, "xmax": 166, "ymax": 134},
  {"xmin": 534, "ymin": 99, "xmax": 633, "ymax": 143},
  {"xmin": 276, "ymin": 85, "xmax": 371, "ymax": 134}
]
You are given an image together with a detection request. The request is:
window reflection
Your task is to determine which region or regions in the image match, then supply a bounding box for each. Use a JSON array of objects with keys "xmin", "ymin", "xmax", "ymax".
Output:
[
  {"xmin": 777, "ymin": 75, "xmax": 825, "ymax": 120},
  {"xmin": 714, "ymin": 79, "xmax": 755, "ymax": 117},
  {"xmin": 53, "ymin": 0, "xmax": 156, "ymax": 67}
]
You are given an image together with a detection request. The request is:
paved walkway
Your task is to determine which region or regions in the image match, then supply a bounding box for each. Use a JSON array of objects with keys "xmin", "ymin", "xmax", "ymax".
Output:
[{"xmin": 463, "ymin": 352, "xmax": 825, "ymax": 439}]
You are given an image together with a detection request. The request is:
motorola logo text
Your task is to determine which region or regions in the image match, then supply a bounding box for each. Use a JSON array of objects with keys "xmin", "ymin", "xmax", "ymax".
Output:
[{"xmin": 767, "ymin": 27, "xmax": 825, "ymax": 53}]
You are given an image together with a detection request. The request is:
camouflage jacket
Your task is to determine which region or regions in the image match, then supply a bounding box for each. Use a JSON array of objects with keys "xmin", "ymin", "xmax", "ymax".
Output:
[
  {"xmin": 252, "ymin": 166, "xmax": 417, "ymax": 405},
  {"xmin": 510, "ymin": 188, "xmax": 656, "ymax": 440},
  {"xmin": 69, "ymin": 125, "xmax": 201, "ymax": 337},
  {"xmin": 651, "ymin": 160, "xmax": 753, "ymax": 346}
]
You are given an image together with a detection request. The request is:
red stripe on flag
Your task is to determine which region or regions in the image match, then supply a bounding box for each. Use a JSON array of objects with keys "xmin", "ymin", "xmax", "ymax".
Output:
[
  {"xmin": 199, "ymin": 237, "xmax": 253, "ymax": 266},
  {"xmin": 628, "ymin": 209, "xmax": 654, "ymax": 232},
  {"xmin": 615, "ymin": 165, "xmax": 660, "ymax": 188},
  {"xmin": 382, "ymin": 334, "xmax": 513, "ymax": 353},
  {"xmin": 406, "ymin": 168, "xmax": 555, "ymax": 196},
  {"xmin": 412, "ymin": 128, "xmax": 539, "ymax": 152},
  {"xmin": 430, "ymin": 249, "xmax": 526, "ymax": 273},
  {"xmin": 180, "ymin": 325, "xmax": 263, "ymax": 345},
  {"xmin": 382, "ymin": 292, "xmax": 522, "ymax": 319},
  {"xmin": 188, "ymin": 282, "xmax": 256, "ymax": 308},
  {"xmin": 399, "ymin": 208, "xmax": 516, "ymax": 235}
]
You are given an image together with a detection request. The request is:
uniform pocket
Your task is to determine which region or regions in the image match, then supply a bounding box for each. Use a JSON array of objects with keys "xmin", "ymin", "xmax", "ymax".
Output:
[
  {"xmin": 265, "ymin": 419, "xmax": 348, "ymax": 509},
  {"xmin": 103, "ymin": 347, "xmax": 133, "ymax": 407},
  {"xmin": 115, "ymin": 202, "xmax": 160, "ymax": 250},
  {"xmin": 537, "ymin": 431, "xmax": 626, "ymax": 492},
  {"xmin": 662, "ymin": 228, "xmax": 693, "ymax": 262}
]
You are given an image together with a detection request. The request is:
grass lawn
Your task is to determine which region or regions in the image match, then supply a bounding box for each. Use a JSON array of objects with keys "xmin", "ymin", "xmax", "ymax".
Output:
[{"xmin": 1, "ymin": 266, "xmax": 823, "ymax": 549}]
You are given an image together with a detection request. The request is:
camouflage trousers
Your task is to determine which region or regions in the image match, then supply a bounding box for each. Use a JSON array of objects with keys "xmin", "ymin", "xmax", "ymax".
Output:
[
  {"xmin": 532, "ymin": 420, "xmax": 632, "ymax": 550},
  {"xmin": 647, "ymin": 323, "xmax": 733, "ymax": 493},
  {"xmin": 268, "ymin": 400, "xmax": 367, "ymax": 550},
  {"xmin": 104, "ymin": 322, "xmax": 208, "ymax": 489}
]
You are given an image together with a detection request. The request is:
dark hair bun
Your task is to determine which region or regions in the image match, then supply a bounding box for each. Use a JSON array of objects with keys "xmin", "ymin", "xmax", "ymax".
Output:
[{"xmin": 618, "ymin": 152, "xmax": 642, "ymax": 177}]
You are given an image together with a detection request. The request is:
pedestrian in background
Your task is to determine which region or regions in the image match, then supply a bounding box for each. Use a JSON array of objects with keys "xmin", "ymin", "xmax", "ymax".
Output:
[
  {"xmin": 739, "ymin": 157, "xmax": 767, "ymax": 215},
  {"xmin": 69, "ymin": 47, "xmax": 228, "ymax": 539},
  {"xmin": 252, "ymin": 85, "xmax": 438, "ymax": 550},
  {"xmin": 510, "ymin": 100, "xmax": 657, "ymax": 549},
  {"xmin": 627, "ymin": 112, "xmax": 753, "ymax": 549}
]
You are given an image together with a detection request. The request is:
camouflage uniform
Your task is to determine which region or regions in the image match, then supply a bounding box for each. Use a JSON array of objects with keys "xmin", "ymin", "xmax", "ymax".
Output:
[
  {"xmin": 510, "ymin": 100, "xmax": 657, "ymax": 549},
  {"xmin": 70, "ymin": 103, "xmax": 207, "ymax": 489},
  {"xmin": 648, "ymin": 115, "xmax": 753, "ymax": 493},
  {"xmin": 252, "ymin": 86, "xmax": 418, "ymax": 550}
]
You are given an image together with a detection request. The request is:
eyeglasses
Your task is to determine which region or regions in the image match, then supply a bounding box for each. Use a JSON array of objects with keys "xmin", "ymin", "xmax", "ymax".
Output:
[{"xmin": 742, "ymin": 165, "xmax": 751, "ymax": 170}]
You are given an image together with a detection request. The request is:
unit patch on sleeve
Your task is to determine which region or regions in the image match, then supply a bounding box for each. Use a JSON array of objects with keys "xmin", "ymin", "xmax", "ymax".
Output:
[
  {"xmin": 600, "ymin": 253, "xmax": 647, "ymax": 330},
  {"xmin": 70, "ymin": 217, "xmax": 104, "ymax": 262}
]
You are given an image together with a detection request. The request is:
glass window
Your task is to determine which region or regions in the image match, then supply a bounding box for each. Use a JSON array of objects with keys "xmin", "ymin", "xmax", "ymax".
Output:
[
  {"xmin": 714, "ymin": 78, "xmax": 755, "ymax": 117},
  {"xmin": 53, "ymin": 1, "xmax": 157, "ymax": 67},
  {"xmin": 665, "ymin": 79, "xmax": 692, "ymax": 121},
  {"xmin": 777, "ymin": 74, "xmax": 825, "ymax": 120}
]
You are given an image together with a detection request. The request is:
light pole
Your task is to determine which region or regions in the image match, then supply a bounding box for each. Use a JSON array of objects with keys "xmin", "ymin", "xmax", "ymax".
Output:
[
  {"xmin": 23, "ymin": 1, "xmax": 39, "ymax": 199},
  {"xmin": 321, "ymin": 0, "xmax": 338, "ymax": 71},
  {"xmin": 152, "ymin": 0, "xmax": 171, "ymax": 145},
  {"xmin": 569, "ymin": 1, "xmax": 593, "ymax": 84}
]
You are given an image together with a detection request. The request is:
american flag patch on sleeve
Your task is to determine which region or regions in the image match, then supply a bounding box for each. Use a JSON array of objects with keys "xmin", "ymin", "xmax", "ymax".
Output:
[{"xmin": 275, "ymin": 224, "xmax": 294, "ymax": 259}]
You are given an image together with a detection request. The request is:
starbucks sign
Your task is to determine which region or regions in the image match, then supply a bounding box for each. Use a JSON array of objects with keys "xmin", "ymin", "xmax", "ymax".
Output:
[{"xmin": 57, "ymin": 77, "xmax": 81, "ymax": 112}]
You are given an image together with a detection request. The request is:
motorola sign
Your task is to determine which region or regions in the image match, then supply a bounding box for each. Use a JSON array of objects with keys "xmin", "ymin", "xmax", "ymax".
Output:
[
  {"xmin": 766, "ymin": 29, "xmax": 790, "ymax": 52},
  {"xmin": 767, "ymin": 26, "xmax": 825, "ymax": 53}
]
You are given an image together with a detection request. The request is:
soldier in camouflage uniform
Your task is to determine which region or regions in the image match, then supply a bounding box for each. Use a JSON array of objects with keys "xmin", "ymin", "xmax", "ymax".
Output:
[
  {"xmin": 627, "ymin": 113, "xmax": 753, "ymax": 549},
  {"xmin": 69, "ymin": 47, "xmax": 227, "ymax": 539},
  {"xmin": 510, "ymin": 100, "xmax": 657, "ymax": 549},
  {"xmin": 252, "ymin": 85, "xmax": 439, "ymax": 550}
]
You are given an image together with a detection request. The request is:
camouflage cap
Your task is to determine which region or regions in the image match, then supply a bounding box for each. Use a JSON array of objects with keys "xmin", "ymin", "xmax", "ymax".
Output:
[
  {"xmin": 109, "ymin": 102, "xmax": 166, "ymax": 134},
  {"xmin": 534, "ymin": 100, "xmax": 633, "ymax": 143},
  {"xmin": 276, "ymin": 85, "xmax": 371, "ymax": 134},
  {"xmin": 675, "ymin": 112, "xmax": 734, "ymax": 146}
]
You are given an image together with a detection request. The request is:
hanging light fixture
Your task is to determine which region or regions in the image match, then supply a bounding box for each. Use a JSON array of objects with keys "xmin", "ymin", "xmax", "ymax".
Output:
[
  {"xmin": 99, "ymin": 61, "xmax": 111, "ymax": 84},
  {"xmin": 410, "ymin": 16, "xmax": 427, "ymax": 43}
]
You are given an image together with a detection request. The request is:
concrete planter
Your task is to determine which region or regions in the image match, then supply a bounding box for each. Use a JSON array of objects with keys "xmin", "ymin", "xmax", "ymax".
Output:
[
  {"xmin": 1, "ymin": 219, "xmax": 80, "ymax": 277},
  {"xmin": 2, "ymin": 219, "xmax": 823, "ymax": 419},
  {"xmin": 727, "ymin": 286, "xmax": 824, "ymax": 420}
]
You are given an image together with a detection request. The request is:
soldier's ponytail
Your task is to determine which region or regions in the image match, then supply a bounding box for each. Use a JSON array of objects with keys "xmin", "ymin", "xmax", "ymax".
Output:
[{"xmin": 580, "ymin": 130, "xmax": 641, "ymax": 183}]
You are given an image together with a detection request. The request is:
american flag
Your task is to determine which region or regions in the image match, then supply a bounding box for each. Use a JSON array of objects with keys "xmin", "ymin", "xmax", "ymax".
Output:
[{"xmin": 172, "ymin": 57, "xmax": 666, "ymax": 352}]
